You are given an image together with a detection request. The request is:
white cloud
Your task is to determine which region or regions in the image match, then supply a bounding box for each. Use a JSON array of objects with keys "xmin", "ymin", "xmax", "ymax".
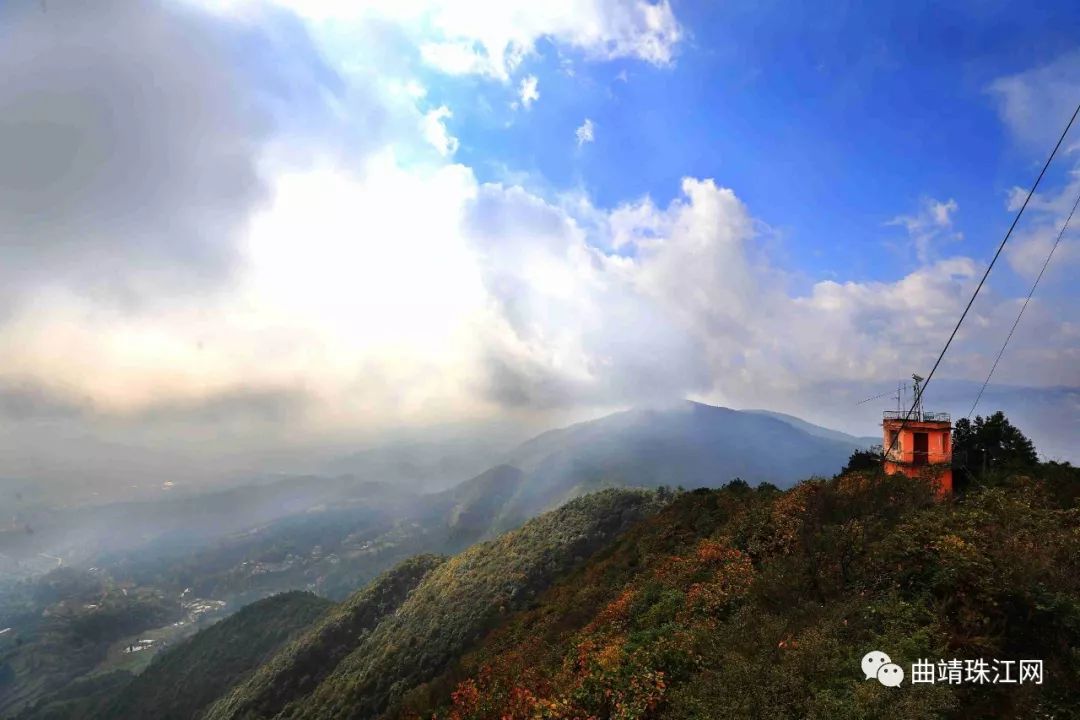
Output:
[
  {"xmin": 988, "ymin": 53, "xmax": 1080, "ymax": 284},
  {"xmin": 238, "ymin": 0, "xmax": 682, "ymax": 81},
  {"xmin": 576, "ymin": 118, "xmax": 595, "ymax": 146},
  {"xmin": 988, "ymin": 50, "xmax": 1080, "ymax": 148},
  {"xmin": 462, "ymin": 176, "xmax": 1078, "ymax": 416},
  {"xmin": 4, "ymin": 151, "xmax": 1077, "ymax": 467},
  {"xmin": 1007, "ymin": 221, "xmax": 1079, "ymax": 280},
  {"xmin": 3, "ymin": 0, "xmax": 1077, "ymax": 483},
  {"xmin": 0, "ymin": 0, "xmax": 279, "ymax": 313},
  {"xmin": 889, "ymin": 198, "xmax": 957, "ymax": 233},
  {"xmin": 519, "ymin": 74, "xmax": 540, "ymax": 109},
  {"xmin": 4, "ymin": 139, "xmax": 1033, "ymax": 426},
  {"xmin": 420, "ymin": 40, "xmax": 511, "ymax": 77},
  {"xmin": 417, "ymin": 0, "xmax": 682, "ymax": 79},
  {"xmin": 1004, "ymin": 169, "xmax": 1080, "ymax": 279},
  {"xmin": 607, "ymin": 196, "xmax": 661, "ymax": 249},
  {"xmin": 887, "ymin": 197, "xmax": 962, "ymax": 264},
  {"xmin": 421, "ymin": 105, "xmax": 460, "ymax": 156}
]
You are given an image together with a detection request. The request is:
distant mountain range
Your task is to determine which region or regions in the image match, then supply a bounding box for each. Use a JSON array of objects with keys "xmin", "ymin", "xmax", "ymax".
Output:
[
  {"xmin": 12, "ymin": 490, "xmax": 665, "ymax": 720},
  {"xmin": 27, "ymin": 460, "xmax": 1080, "ymax": 719},
  {"xmin": 204, "ymin": 489, "xmax": 665, "ymax": 720},
  {"xmin": 1, "ymin": 403, "xmax": 869, "ymax": 577},
  {"xmin": 743, "ymin": 408, "xmax": 879, "ymax": 447},
  {"xmin": 321, "ymin": 432, "xmax": 522, "ymax": 493},
  {"xmin": 177, "ymin": 401, "xmax": 867, "ymax": 602},
  {"xmin": 489, "ymin": 401, "xmax": 870, "ymax": 529}
]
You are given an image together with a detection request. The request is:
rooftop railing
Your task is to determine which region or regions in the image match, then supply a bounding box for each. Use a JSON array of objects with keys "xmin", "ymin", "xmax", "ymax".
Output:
[{"xmin": 882, "ymin": 410, "xmax": 951, "ymax": 422}]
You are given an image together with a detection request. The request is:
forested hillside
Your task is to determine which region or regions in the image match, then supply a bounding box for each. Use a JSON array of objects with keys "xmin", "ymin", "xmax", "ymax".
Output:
[
  {"xmin": 206, "ymin": 489, "xmax": 666, "ymax": 720},
  {"xmin": 1, "ymin": 404, "xmax": 868, "ymax": 719},
  {"xmin": 16, "ymin": 591, "xmax": 332, "ymax": 720},
  {"xmin": 504, "ymin": 404, "xmax": 865, "ymax": 510},
  {"xmin": 107, "ymin": 591, "xmax": 330, "ymax": 720},
  {"xmin": 206, "ymin": 555, "xmax": 445, "ymax": 720},
  {"xmin": 11, "ymin": 429, "xmax": 1078, "ymax": 720},
  {"xmin": 0, "ymin": 575, "xmax": 180, "ymax": 718},
  {"xmin": 388, "ymin": 466, "xmax": 1080, "ymax": 720}
]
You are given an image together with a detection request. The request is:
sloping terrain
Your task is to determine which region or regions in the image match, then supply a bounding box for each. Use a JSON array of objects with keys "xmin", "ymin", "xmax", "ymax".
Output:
[
  {"xmin": 743, "ymin": 408, "xmax": 879, "ymax": 447},
  {"xmin": 14, "ymin": 561, "xmax": 438, "ymax": 720},
  {"xmin": 0, "ymin": 579, "xmax": 179, "ymax": 718},
  {"xmin": 204, "ymin": 555, "xmax": 444, "ymax": 720},
  {"xmin": 322, "ymin": 430, "xmax": 523, "ymax": 493},
  {"xmin": 13, "ymin": 591, "xmax": 330, "ymax": 720},
  {"xmin": 1, "ymin": 407, "xmax": 906, "ymax": 719},
  {"xmin": 73, "ymin": 591, "xmax": 329, "ymax": 720},
  {"xmin": 6, "ymin": 404, "xmax": 862, "ymax": 606},
  {"xmin": 390, "ymin": 467, "xmax": 1080, "ymax": 720},
  {"xmin": 205, "ymin": 489, "xmax": 667, "ymax": 720},
  {"xmin": 493, "ymin": 402, "xmax": 862, "ymax": 531},
  {"xmin": 19, "ymin": 463, "xmax": 1080, "ymax": 720},
  {"xmin": 97, "ymin": 468, "xmax": 525, "ymax": 608},
  {"xmin": 1, "ymin": 478, "xmax": 416, "ymax": 573}
]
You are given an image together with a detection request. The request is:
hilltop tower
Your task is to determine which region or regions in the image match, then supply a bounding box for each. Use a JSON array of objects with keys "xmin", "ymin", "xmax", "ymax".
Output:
[{"xmin": 882, "ymin": 375, "xmax": 953, "ymax": 497}]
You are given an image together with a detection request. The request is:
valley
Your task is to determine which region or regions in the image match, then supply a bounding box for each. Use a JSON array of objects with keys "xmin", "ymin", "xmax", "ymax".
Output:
[
  {"xmin": 0, "ymin": 404, "xmax": 868, "ymax": 716},
  {"xmin": 3, "ymin": 5, "xmax": 1076, "ymax": 716}
]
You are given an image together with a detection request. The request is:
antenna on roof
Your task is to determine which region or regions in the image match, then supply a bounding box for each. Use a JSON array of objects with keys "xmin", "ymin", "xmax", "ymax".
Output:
[{"xmin": 911, "ymin": 373, "xmax": 925, "ymax": 420}]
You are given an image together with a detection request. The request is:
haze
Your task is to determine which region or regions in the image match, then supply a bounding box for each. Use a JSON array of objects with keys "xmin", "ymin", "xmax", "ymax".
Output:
[{"xmin": 1, "ymin": 0, "xmax": 1077, "ymax": 504}]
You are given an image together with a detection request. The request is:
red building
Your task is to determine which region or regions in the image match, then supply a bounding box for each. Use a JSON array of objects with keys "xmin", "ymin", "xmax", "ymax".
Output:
[{"xmin": 882, "ymin": 410, "xmax": 953, "ymax": 497}]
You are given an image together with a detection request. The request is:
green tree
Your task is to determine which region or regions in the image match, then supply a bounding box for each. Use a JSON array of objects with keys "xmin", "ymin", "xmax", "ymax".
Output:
[
  {"xmin": 723, "ymin": 478, "xmax": 751, "ymax": 493},
  {"xmin": 837, "ymin": 448, "xmax": 881, "ymax": 476},
  {"xmin": 953, "ymin": 411, "xmax": 1038, "ymax": 481}
]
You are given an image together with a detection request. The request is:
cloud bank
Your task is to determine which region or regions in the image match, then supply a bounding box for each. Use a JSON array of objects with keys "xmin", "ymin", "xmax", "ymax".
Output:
[
  {"xmin": 0, "ymin": 0, "xmax": 275, "ymax": 313},
  {"xmin": 0, "ymin": 1, "xmax": 1076, "ymax": 494}
]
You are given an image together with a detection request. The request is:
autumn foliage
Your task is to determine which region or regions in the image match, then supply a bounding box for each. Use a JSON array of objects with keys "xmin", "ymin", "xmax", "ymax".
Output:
[
  {"xmin": 440, "ymin": 536, "xmax": 751, "ymax": 720},
  {"xmin": 396, "ymin": 464, "xmax": 1080, "ymax": 720}
]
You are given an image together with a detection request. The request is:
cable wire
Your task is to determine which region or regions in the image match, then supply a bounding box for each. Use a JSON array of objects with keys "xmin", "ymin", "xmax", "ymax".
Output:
[
  {"xmin": 856, "ymin": 390, "xmax": 896, "ymax": 406},
  {"xmin": 967, "ymin": 186, "xmax": 1080, "ymax": 419},
  {"xmin": 882, "ymin": 100, "xmax": 1080, "ymax": 460}
]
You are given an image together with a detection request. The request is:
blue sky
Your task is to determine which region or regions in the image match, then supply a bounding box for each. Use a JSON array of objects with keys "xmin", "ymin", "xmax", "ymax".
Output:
[
  {"xmin": 0, "ymin": 0, "xmax": 1077, "ymax": 489},
  {"xmin": 433, "ymin": 1, "xmax": 1080, "ymax": 289}
]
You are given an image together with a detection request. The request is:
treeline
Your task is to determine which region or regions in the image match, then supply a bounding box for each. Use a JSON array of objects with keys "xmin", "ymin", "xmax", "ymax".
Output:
[
  {"xmin": 393, "ymin": 459, "xmax": 1080, "ymax": 718},
  {"xmin": 15, "ymin": 412, "xmax": 1079, "ymax": 719},
  {"xmin": 840, "ymin": 410, "xmax": 1044, "ymax": 486},
  {"xmin": 1, "ymin": 581, "xmax": 178, "ymax": 718}
]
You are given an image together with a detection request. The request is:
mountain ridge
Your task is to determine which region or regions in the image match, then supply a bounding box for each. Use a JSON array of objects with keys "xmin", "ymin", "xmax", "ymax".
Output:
[
  {"xmin": 485, "ymin": 402, "xmax": 864, "ymax": 533},
  {"xmin": 204, "ymin": 488, "xmax": 667, "ymax": 720},
  {"xmin": 742, "ymin": 408, "xmax": 879, "ymax": 447}
]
